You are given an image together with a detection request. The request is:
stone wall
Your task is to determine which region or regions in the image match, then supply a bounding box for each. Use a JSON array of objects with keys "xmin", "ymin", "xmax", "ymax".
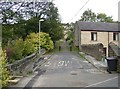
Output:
[
  {"xmin": 7, "ymin": 52, "xmax": 37, "ymax": 75},
  {"xmin": 108, "ymin": 42, "xmax": 120, "ymax": 72},
  {"xmin": 81, "ymin": 43, "xmax": 104, "ymax": 61}
]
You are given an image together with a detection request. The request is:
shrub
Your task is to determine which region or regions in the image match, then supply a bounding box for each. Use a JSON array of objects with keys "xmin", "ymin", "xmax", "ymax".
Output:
[
  {"xmin": 25, "ymin": 33, "xmax": 38, "ymax": 52},
  {"xmin": 26, "ymin": 32, "xmax": 54, "ymax": 52},
  {"xmin": 5, "ymin": 32, "xmax": 54, "ymax": 63},
  {"xmin": 5, "ymin": 47, "xmax": 14, "ymax": 63},
  {"xmin": 39, "ymin": 32, "xmax": 54, "ymax": 51},
  {"xmin": 0, "ymin": 50, "xmax": 10, "ymax": 87},
  {"xmin": 23, "ymin": 39, "xmax": 35, "ymax": 56},
  {"xmin": 5, "ymin": 39, "xmax": 24, "ymax": 63},
  {"xmin": 12, "ymin": 39, "xmax": 24, "ymax": 60}
]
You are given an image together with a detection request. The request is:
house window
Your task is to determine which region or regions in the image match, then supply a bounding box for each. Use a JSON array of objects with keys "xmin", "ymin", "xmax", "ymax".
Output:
[
  {"xmin": 113, "ymin": 33, "xmax": 119, "ymax": 41},
  {"xmin": 91, "ymin": 32, "xmax": 97, "ymax": 41}
]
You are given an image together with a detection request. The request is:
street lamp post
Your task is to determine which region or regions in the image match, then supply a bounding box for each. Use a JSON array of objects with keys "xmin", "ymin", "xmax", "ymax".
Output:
[
  {"xmin": 0, "ymin": 20, "xmax": 2, "ymax": 51},
  {"xmin": 39, "ymin": 19, "xmax": 44, "ymax": 54}
]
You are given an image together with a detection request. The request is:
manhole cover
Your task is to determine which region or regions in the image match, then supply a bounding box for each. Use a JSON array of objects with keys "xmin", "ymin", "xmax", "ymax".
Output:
[{"xmin": 70, "ymin": 71, "xmax": 77, "ymax": 75}]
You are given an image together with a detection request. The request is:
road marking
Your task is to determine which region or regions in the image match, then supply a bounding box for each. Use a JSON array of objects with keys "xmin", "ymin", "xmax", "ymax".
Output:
[
  {"xmin": 72, "ymin": 58, "xmax": 77, "ymax": 60},
  {"xmin": 53, "ymin": 62, "xmax": 57, "ymax": 68},
  {"xmin": 44, "ymin": 62, "xmax": 51, "ymax": 66},
  {"xmin": 67, "ymin": 61, "xmax": 70, "ymax": 63},
  {"xmin": 85, "ymin": 77, "xmax": 118, "ymax": 87},
  {"xmin": 58, "ymin": 61, "xmax": 64, "ymax": 67},
  {"xmin": 64, "ymin": 61, "xmax": 67, "ymax": 66}
]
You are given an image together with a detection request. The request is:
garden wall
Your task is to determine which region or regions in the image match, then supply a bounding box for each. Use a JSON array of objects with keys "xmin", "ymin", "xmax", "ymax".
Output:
[{"xmin": 81, "ymin": 43, "xmax": 104, "ymax": 61}]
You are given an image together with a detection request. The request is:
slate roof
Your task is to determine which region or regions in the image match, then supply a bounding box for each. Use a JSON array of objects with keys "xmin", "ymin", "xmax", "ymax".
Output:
[{"xmin": 77, "ymin": 21, "xmax": 120, "ymax": 32}]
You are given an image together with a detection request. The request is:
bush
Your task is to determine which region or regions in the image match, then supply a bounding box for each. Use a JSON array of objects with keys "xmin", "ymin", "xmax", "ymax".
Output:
[
  {"xmin": 5, "ymin": 47, "xmax": 14, "ymax": 63},
  {"xmin": 12, "ymin": 39, "xmax": 24, "ymax": 60},
  {"xmin": 23, "ymin": 39, "xmax": 35, "ymax": 56},
  {"xmin": 5, "ymin": 32, "xmax": 54, "ymax": 63},
  {"xmin": 5, "ymin": 38, "xmax": 25, "ymax": 62},
  {"xmin": 26, "ymin": 32, "xmax": 54, "ymax": 52},
  {"xmin": 25, "ymin": 33, "xmax": 38, "ymax": 52},
  {"xmin": 39, "ymin": 32, "xmax": 54, "ymax": 51},
  {"xmin": 69, "ymin": 38, "xmax": 73, "ymax": 45},
  {"xmin": 0, "ymin": 50, "xmax": 10, "ymax": 87}
]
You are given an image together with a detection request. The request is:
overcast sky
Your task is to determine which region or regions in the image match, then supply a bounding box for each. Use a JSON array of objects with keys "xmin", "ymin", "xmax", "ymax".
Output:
[{"xmin": 53, "ymin": 0, "xmax": 120, "ymax": 23}]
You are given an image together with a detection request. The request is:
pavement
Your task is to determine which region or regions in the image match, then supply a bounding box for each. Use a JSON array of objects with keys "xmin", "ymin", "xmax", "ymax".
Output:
[{"xmin": 79, "ymin": 52, "xmax": 118, "ymax": 74}]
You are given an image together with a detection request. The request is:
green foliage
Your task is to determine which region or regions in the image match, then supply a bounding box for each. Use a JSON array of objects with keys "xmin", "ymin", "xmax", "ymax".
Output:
[
  {"xmin": 69, "ymin": 38, "xmax": 73, "ymax": 45},
  {"xmin": 0, "ymin": 50, "xmax": 10, "ymax": 87},
  {"xmin": 42, "ymin": 20, "xmax": 64, "ymax": 42},
  {"xmin": 44, "ymin": 2, "xmax": 59, "ymax": 20},
  {"xmin": 2, "ymin": 2, "xmax": 63, "ymax": 49},
  {"xmin": 0, "ymin": 2, "xmax": 49, "ymax": 24},
  {"xmin": 25, "ymin": 33, "xmax": 38, "ymax": 52},
  {"xmin": 80, "ymin": 9, "xmax": 113, "ymax": 22},
  {"xmin": 2, "ymin": 24, "xmax": 14, "ymax": 47},
  {"xmin": 5, "ymin": 39, "xmax": 25, "ymax": 63},
  {"xmin": 97, "ymin": 13, "xmax": 113, "ymax": 22},
  {"xmin": 41, "ymin": 2, "xmax": 64, "ymax": 42},
  {"xmin": 5, "ymin": 32, "xmax": 53, "ymax": 63},
  {"xmin": 2, "ymin": 22, "xmax": 26, "ymax": 47},
  {"xmin": 40, "ymin": 32, "xmax": 54, "ymax": 51},
  {"xmin": 12, "ymin": 39, "xmax": 24, "ymax": 60},
  {"xmin": 26, "ymin": 32, "xmax": 54, "ymax": 52},
  {"xmin": 80, "ymin": 9, "xmax": 96, "ymax": 22},
  {"xmin": 24, "ymin": 17, "xmax": 39, "ymax": 36},
  {"xmin": 23, "ymin": 39, "xmax": 35, "ymax": 56},
  {"xmin": 5, "ymin": 38, "xmax": 31, "ymax": 62}
]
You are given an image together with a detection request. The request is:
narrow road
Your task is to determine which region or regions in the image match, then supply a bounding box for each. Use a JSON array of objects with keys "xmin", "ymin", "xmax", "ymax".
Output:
[
  {"xmin": 10, "ymin": 41, "xmax": 118, "ymax": 88},
  {"xmin": 31, "ymin": 52, "xmax": 118, "ymax": 87}
]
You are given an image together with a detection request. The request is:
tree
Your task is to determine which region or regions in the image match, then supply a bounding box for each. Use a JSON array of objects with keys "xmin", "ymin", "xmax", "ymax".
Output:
[
  {"xmin": 97, "ymin": 13, "xmax": 113, "ymax": 22},
  {"xmin": 24, "ymin": 17, "xmax": 39, "ymax": 38},
  {"xmin": 2, "ymin": 1, "xmax": 64, "ymax": 50},
  {"xmin": 41, "ymin": 2, "xmax": 64, "ymax": 42},
  {"xmin": 80, "ymin": 9, "xmax": 113, "ymax": 22},
  {"xmin": 0, "ymin": 1, "xmax": 49, "ymax": 24},
  {"xmin": 42, "ymin": 20, "xmax": 64, "ymax": 42},
  {"xmin": 80, "ymin": 9, "xmax": 96, "ymax": 22},
  {"xmin": 43, "ymin": 2, "xmax": 59, "ymax": 21}
]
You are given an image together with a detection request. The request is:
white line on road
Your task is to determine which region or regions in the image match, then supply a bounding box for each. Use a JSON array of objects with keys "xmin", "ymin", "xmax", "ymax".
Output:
[
  {"xmin": 85, "ymin": 76, "xmax": 118, "ymax": 87},
  {"xmin": 67, "ymin": 61, "xmax": 70, "ymax": 63},
  {"xmin": 44, "ymin": 62, "xmax": 51, "ymax": 66},
  {"xmin": 58, "ymin": 61, "xmax": 64, "ymax": 67},
  {"xmin": 65, "ymin": 61, "xmax": 67, "ymax": 67},
  {"xmin": 72, "ymin": 58, "xmax": 77, "ymax": 60}
]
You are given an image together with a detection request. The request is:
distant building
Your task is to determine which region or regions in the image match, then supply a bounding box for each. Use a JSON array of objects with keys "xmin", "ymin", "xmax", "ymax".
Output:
[{"xmin": 74, "ymin": 21, "xmax": 120, "ymax": 57}]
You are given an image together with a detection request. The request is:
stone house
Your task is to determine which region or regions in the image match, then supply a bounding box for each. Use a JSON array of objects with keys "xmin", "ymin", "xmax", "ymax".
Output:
[{"xmin": 74, "ymin": 21, "xmax": 120, "ymax": 57}]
